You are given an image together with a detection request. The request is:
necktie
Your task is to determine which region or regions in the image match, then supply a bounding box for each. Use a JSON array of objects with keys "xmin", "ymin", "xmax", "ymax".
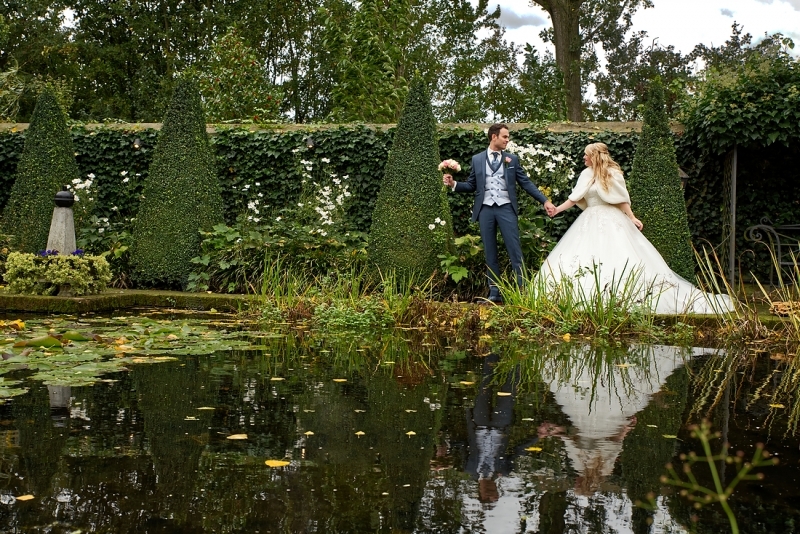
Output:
[{"xmin": 489, "ymin": 151, "xmax": 501, "ymax": 173}]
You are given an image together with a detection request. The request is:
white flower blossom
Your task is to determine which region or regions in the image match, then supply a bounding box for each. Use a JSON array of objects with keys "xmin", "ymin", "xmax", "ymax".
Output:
[
  {"xmin": 122, "ymin": 177, "xmax": 129, "ymax": 183},
  {"xmin": 321, "ymin": 157, "xmax": 331, "ymax": 164},
  {"xmin": 428, "ymin": 224, "xmax": 436, "ymax": 230},
  {"xmin": 87, "ymin": 173, "xmax": 96, "ymax": 179},
  {"xmin": 120, "ymin": 170, "xmax": 128, "ymax": 176}
]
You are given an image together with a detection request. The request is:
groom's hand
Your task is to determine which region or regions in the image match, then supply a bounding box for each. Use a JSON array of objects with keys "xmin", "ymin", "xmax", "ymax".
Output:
[
  {"xmin": 443, "ymin": 174, "xmax": 455, "ymax": 187},
  {"xmin": 544, "ymin": 201, "xmax": 556, "ymax": 217}
]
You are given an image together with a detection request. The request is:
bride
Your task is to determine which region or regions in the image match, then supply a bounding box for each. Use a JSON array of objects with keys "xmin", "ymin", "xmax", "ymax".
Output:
[{"xmin": 539, "ymin": 142, "xmax": 733, "ymax": 315}]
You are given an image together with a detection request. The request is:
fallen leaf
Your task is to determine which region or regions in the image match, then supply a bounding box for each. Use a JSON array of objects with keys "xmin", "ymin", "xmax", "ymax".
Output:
[
  {"xmin": 647, "ymin": 424, "xmax": 658, "ymax": 428},
  {"xmin": 405, "ymin": 409, "xmax": 417, "ymax": 413},
  {"xmin": 270, "ymin": 377, "xmax": 285, "ymax": 381},
  {"xmin": 562, "ymin": 333, "xmax": 571, "ymax": 342},
  {"xmin": 497, "ymin": 392, "xmax": 511, "ymax": 397},
  {"xmin": 265, "ymin": 460, "xmax": 290, "ymax": 468},
  {"xmin": 459, "ymin": 381, "xmax": 475, "ymax": 386},
  {"xmin": 166, "ymin": 334, "xmax": 179, "ymax": 341},
  {"xmin": 333, "ymin": 378, "xmax": 347, "ymax": 383},
  {"xmin": 522, "ymin": 418, "xmax": 534, "ymax": 421},
  {"xmin": 662, "ymin": 435, "xmax": 678, "ymax": 439},
  {"xmin": 355, "ymin": 431, "xmax": 365, "ymax": 437},
  {"xmin": 197, "ymin": 406, "xmax": 215, "ymax": 410},
  {"xmin": 406, "ymin": 431, "xmax": 416, "ymax": 437},
  {"xmin": 525, "ymin": 447, "xmax": 542, "ymax": 452},
  {"xmin": 184, "ymin": 416, "xmax": 198, "ymax": 421},
  {"xmin": 7, "ymin": 320, "xmax": 25, "ymax": 331},
  {"xmin": 769, "ymin": 403, "xmax": 786, "ymax": 409},
  {"xmin": 227, "ymin": 434, "xmax": 248, "ymax": 440},
  {"xmin": 114, "ymin": 337, "xmax": 129, "ymax": 345},
  {"xmin": 15, "ymin": 495, "xmax": 34, "ymax": 501},
  {"xmin": 304, "ymin": 431, "xmax": 314, "ymax": 436},
  {"xmin": 354, "ymin": 409, "xmax": 365, "ymax": 413}
]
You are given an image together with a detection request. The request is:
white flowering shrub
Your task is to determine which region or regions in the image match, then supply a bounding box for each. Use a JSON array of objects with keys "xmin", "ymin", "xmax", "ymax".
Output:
[
  {"xmin": 505, "ymin": 141, "xmax": 576, "ymax": 203},
  {"xmin": 66, "ymin": 173, "xmax": 97, "ymax": 229}
]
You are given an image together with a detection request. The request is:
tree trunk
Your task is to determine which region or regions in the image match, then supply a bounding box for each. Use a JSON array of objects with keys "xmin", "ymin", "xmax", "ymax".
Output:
[{"xmin": 535, "ymin": 0, "xmax": 584, "ymax": 121}]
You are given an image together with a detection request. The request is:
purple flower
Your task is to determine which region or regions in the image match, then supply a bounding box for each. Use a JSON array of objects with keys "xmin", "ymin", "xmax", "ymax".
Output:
[
  {"xmin": 72, "ymin": 249, "xmax": 85, "ymax": 256},
  {"xmin": 37, "ymin": 249, "xmax": 59, "ymax": 257}
]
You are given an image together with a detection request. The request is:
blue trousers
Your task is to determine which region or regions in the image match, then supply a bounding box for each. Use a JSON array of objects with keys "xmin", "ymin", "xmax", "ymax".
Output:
[{"xmin": 478, "ymin": 203, "xmax": 524, "ymax": 291}]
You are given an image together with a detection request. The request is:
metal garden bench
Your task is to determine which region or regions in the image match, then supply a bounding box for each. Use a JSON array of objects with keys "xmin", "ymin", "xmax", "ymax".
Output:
[{"xmin": 744, "ymin": 218, "xmax": 800, "ymax": 286}]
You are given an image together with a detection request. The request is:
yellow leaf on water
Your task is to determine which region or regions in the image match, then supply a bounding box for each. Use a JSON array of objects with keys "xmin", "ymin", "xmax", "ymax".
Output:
[
  {"xmin": 769, "ymin": 403, "xmax": 786, "ymax": 409},
  {"xmin": 166, "ymin": 334, "xmax": 179, "ymax": 341},
  {"xmin": 304, "ymin": 431, "xmax": 314, "ymax": 436},
  {"xmin": 114, "ymin": 337, "xmax": 129, "ymax": 345},
  {"xmin": 227, "ymin": 434, "xmax": 248, "ymax": 440},
  {"xmin": 333, "ymin": 378, "xmax": 347, "ymax": 383},
  {"xmin": 562, "ymin": 333, "xmax": 571, "ymax": 342},
  {"xmin": 662, "ymin": 435, "xmax": 678, "ymax": 439},
  {"xmin": 265, "ymin": 460, "xmax": 290, "ymax": 468},
  {"xmin": 270, "ymin": 377, "xmax": 285, "ymax": 381},
  {"xmin": 497, "ymin": 392, "xmax": 512, "ymax": 397},
  {"xmin": 525, "ymin": 447, "xmax": 542, "ymax": 452},
  {"xmin": 16, "ymin": 495, "xmax": 34, "ymax": 501},
  {"xmin": 355, "ymin": 431, "xmax": 365, "ymax": 437},
  {"xmin": 460, "ymin": 381, "xmax": 475, "ymax": 386},
  {"xmin": 8, "ymin": 320, "xmax": 25, "ymax": 331},
  {"xmin": 406, "ymin": 431, "xmax": 416, "ymax": 437},
  {"xmin": 197, "ymin": 406, "xmax": 215, "ymax": 410}
]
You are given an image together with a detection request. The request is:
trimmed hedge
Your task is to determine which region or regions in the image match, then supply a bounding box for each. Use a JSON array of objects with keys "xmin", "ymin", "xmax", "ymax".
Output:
[
  {"xmin": 1, "ymin": 88, "xmax": 80, "ymax": 253},
  {"xmin": 368, "ymin": 78, "xmax": 453, "ymax": 278},
  {"xmin": 131, "ymin": 78, "xmax": 224, "ymax": 288},
  {"xmin": 628, "ymin": 79, "xmax": 695, "ymax": 280}
]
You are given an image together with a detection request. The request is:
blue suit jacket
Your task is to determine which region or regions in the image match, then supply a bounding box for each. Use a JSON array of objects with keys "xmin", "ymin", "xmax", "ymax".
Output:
[{"xmin": 454, "ymin": 151, "xmax": 548, "ymax": 223}]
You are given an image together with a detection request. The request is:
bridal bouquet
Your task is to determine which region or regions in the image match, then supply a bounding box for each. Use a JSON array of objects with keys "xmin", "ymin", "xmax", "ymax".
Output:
[{"xmin": 438, "ymin": 159, "xmax": 462, "ymax": 174}]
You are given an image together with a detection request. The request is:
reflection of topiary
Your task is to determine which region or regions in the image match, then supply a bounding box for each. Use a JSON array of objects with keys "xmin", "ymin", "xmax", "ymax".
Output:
[
  {"xmin": 1, "ymin": 87, "xmax": 79, "ymax": 253},
  {"xmin": 368, "ymin": 77, "xmax": 453, "ymax": 279},
  {"xmin": 131, "ymin": 77, "xmax": 224, "ymax": 288},
  {"xmin": 628, "ymin": 77, "xmax": 695, "ymax": 280}
]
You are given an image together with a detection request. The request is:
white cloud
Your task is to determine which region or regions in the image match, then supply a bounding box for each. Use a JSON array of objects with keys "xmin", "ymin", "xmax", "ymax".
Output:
[
  {"xmin": 497, "ymin": 8, "xmax": 547, "ymax": 28},
  {"xmin": 720, "ymin": 8, "xmax": 735, "ymax": 16}
]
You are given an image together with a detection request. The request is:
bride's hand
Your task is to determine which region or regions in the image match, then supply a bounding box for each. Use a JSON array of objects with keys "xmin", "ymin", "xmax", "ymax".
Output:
[{"xmin": 631, "ymin": 217, "xmax": 643, "ymax": 231}]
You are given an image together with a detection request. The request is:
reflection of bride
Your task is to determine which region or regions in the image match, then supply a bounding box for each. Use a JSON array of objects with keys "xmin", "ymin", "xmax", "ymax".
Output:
[
  {"xmin": 540, "ymin": 142, "xmax": 733, "ymax": 315},
  {"xmin": 542, "ymin": 345, "xmax": 684, "ymax": 494}
]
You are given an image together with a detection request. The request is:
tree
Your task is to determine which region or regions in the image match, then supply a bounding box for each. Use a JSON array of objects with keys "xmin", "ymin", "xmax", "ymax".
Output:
[
  {"xmin": 368, "ymin": 77, "xmax": 453, "ymax": 279},
  {"xmin": 187, "ymin": 27, "xmax": 282, "ymax": 123},
  {"xmin": 627, "ymin": 78, "xmax": 695, "ymax": 280},
  {"xmin": 131, "ymin": 78, "xmax": 224, "ymax": 288},
  {"xmin": 1, "ymin": 86, "xmax": 80, "ymax": 252},
  {"xmin": 529, "ymin": 0, "xmax": 653, "ymax": 121},
  {"xmin": 517, "ymin": 45, "xmax": 566, "ymax": 123}
]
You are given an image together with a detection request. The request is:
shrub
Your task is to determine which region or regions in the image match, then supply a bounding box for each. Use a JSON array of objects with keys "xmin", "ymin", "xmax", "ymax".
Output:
[
  {"xmin": 628, "ymin": 78, "xmax": 695, "ymax": 280},
  {"xmin": 368, "ymin": 78, "xmax": 453, "ymax": 279},
  {"xmin": 131, "ymin": 77, "xmax": 224, "ymax": 288},
  {"xmin": 1, "ymin": 87, "xmax": 80, "ymax": 253},
  {"xmin": 3, "ymin": 251, "xmax": 112, "ymax": 296}
]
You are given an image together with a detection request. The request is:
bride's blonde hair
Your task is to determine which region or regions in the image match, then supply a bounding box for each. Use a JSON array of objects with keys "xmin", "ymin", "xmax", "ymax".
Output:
[{"xmin": 585, "ymin": 143, "xmax": 622, "ymax": 191}]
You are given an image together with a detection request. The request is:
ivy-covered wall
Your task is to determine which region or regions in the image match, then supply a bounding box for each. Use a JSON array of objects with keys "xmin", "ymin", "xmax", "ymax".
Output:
[{"xmin": 0, "ymin": 124, "xmax": 797, "ymax": 278}]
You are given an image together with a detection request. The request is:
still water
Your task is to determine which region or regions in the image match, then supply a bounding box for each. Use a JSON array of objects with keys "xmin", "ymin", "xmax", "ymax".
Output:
[{"xmin": 0, "ymin": 316, "xmax": 798, "ymax": 533}]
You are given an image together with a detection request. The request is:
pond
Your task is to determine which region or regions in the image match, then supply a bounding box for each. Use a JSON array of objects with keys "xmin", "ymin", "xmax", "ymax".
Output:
[{"xmin": 0, "ymin": 314, "xmax": 798, "ymax": 533}]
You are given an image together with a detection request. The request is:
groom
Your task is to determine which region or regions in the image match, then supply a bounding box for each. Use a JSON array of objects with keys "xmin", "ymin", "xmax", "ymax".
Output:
[{"xmin": 443, "ymin": 123, "xmax": 555, "ymax": 304}]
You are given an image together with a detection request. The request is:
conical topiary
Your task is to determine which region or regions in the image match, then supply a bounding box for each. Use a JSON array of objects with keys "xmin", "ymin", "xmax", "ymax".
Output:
[
  {"xmin": 628, "ymin": 77, "xmax": 695, "ymax": 280},
  {"xmin": 1, "ymin": 87, "xmax": 80, "ymax": 252},
  {"xmin": 368, "ymin": 77, "xmax": 453, "ymax": 279},
  {"xmin": 131, "ymin": 77, "xmax": 224, "ymax": 288}
]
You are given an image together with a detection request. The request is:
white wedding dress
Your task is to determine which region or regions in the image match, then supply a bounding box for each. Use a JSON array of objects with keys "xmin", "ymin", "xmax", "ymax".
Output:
[{"xmin": 538, "ymin": 168, "xmax": 733, "ymax": 315}]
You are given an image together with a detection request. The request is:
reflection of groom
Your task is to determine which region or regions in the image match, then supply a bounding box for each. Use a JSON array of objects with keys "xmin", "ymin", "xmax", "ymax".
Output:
[{"xmin": 443, "ymin": 123, "xmax": 555, "ymax": 304}]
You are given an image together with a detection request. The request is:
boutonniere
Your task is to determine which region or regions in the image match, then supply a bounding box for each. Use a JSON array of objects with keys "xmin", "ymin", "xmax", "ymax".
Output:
[{"xmin": 504, "ymin": 156, "xmax": 512, "ymax": 168}]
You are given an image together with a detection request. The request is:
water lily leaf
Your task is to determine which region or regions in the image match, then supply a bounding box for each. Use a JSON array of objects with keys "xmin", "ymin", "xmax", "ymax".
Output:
[
  {"xmin": 227, "ymin": 434, "xmax": 248, "ymax": 440},
  {"xmin": 61, "ymin": 331, "xmax": 91, "ymax": 342},
  {"xmin": 14, "ymin": 336, "xmax": 63, "ymax": 348},
  {"xmin": 525, "ymin": 447, "xmax": 542, "ymax": 452},
  {"xmin": 265, "ymin": 460, "xmax": 290, "ymax": 468}
]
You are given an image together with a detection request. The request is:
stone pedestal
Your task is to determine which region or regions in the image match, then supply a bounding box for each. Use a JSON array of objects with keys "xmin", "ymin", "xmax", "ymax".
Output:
[{"xmin": 46, "ymin": 206, "xmax": 76, "ymax": 255}]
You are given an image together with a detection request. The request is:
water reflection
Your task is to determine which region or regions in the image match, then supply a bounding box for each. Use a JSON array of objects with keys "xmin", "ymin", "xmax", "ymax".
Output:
[{"xmin": 0, "ymin": 332, "xmax": 796, "ymax": 533}]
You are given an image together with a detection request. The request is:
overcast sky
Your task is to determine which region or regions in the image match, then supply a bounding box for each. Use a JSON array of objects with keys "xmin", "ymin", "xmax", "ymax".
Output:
[{"xmin": 493, "ymin": 0, "xmax": 800, "ymax": 58}]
